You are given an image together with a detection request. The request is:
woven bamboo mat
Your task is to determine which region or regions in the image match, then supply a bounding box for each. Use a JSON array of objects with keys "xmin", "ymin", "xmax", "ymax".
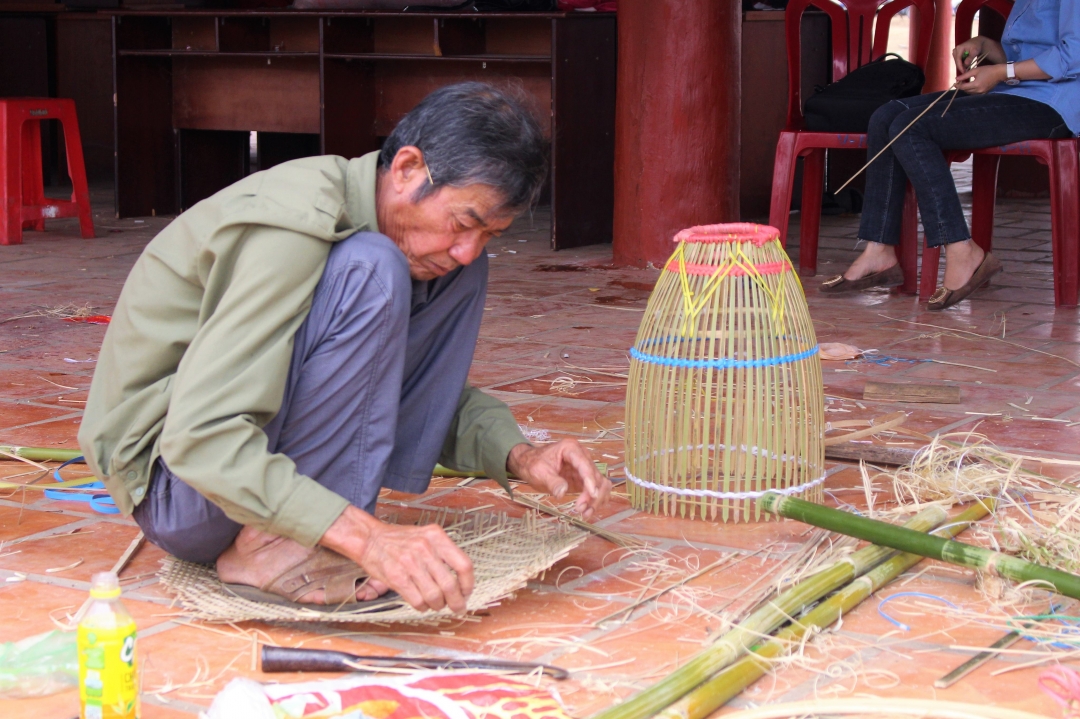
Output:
[{"xmin": 159, "ymin": 510, "xmax": 586, "ymax": 624}]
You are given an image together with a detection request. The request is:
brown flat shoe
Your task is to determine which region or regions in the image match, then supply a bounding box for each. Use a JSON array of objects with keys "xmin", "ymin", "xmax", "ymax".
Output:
[
  {"xmin": 820, "ymin": 264, "xmax": 904, "ymax": 294},
  {"xmin": 927, "ymin": 252, "xmax": 1003, "ymax": 311}
]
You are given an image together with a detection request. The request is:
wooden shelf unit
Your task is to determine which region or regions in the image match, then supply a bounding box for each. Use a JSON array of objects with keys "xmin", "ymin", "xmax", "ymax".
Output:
[{"xmin": 111, "ymin": 10, "xmax": 615, "ymax": 249}]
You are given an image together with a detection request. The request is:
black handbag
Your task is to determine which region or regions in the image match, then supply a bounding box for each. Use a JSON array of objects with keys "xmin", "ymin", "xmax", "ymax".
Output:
[{"xmin": 803, "ymin": 53, "xmax": 925, "ymax": 133}]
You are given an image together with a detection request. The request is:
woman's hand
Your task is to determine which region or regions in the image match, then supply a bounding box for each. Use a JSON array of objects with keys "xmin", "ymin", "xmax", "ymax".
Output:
[
  {"xmin": 953, "ymin": 36, "xmax": 1006, "ymax": 73},
  {"xmin": 957, "ymin": 64, "xmax": 1007, "ymax": 94}
]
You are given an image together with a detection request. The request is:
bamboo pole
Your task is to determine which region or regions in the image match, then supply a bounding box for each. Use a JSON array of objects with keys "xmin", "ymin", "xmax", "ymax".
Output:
[
  {"xmin": 0, "ymin": 445, "xmax": 82, "ymax": 462},
  {"xmin": 657, "ymin": 499, "xmax": 994, "ymax": 719},
  {"xmin": 586, "ymin": 505, "xmax": 947, "ymax": 719},
  {"xmin": 761, "ymin": 493, "xmax": 1080, "ymax": 599}
]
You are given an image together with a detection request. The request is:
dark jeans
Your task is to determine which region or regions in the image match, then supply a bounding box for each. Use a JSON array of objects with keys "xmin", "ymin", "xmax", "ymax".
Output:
[
  {"xmin": 132, "ymin": 232, "xmax": 487, "ymax": 564},
  {"xmin": 859, "ymin": 92, "xmax": 1068, "ymax": 248}
]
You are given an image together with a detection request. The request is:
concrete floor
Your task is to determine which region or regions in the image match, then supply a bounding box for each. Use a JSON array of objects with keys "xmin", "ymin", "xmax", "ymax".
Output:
[{"xmin": 1, "ymin": 179, "xmax": 1078, "ymax": 718}]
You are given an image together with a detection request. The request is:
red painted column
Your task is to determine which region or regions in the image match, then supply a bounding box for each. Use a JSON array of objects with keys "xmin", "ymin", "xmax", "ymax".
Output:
[
  {"xmin": 612, "ymin": 2, "xmax": 741, "ymax": 267},
  {"xmin": 911, "ymin": 1, "xmax": 955, "ymax": 93}
]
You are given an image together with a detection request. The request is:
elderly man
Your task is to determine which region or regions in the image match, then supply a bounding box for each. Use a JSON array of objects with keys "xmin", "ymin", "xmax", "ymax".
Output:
[{"xmin": 79, "ymin": 83, "xmax": 611, "ymax": 613}]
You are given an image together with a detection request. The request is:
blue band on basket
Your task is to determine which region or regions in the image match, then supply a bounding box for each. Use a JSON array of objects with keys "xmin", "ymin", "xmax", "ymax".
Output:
[{"xmin": 629, "ymin": 344, "xmax": 819, "ymax": 369}]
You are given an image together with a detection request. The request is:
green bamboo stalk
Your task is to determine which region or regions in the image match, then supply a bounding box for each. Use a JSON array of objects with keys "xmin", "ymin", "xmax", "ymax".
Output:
[
  {"xmin": 761, "ymin": 492, "xmax": 1080, "ymax": 599},
  {"xmin": 0, "ymin": 445, "xmax": 83, "ymax": 462},
  {"xmin": 658, "ymin": 498, "xmax": 995, "ymax": 719},
  {"xmin": 586, "ymin": 504, "xmax": 948, "ymax": 719}
]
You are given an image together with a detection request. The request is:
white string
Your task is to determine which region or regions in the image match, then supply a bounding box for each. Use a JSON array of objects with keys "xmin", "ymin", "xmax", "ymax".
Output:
[{"xmin": 623, "ymin": 468, "xmax": 827, "ymax": 501}]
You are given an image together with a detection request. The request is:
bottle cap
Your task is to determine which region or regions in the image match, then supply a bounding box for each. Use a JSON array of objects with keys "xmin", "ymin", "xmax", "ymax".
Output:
[{"xmin": 89, "ymin": 571, "xmax": 122, "ymax": 599}]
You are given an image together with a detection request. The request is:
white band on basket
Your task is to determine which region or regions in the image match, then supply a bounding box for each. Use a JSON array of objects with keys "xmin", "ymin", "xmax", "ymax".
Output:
[{"xmin": 624, "ymin": 469, "xmax": 827, "ymax": 501}]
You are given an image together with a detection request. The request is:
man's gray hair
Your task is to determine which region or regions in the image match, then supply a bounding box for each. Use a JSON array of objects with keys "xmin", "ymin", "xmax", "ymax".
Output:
[{"xmin": 379, "ymin": 82, "xmax": 549, "ymax": 213}]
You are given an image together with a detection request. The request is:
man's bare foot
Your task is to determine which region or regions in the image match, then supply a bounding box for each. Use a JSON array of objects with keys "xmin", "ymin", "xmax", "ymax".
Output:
[
  {"xmin": 216, "ymin": 526, "xmax": 386, "ymax": 604},
  {"xmin": 842, "ymin": 241, "xmax": 899, "ymax": 280},
  {"xmin": 942, "ymin": 240, "xmax": 986, "ymax": 291}
]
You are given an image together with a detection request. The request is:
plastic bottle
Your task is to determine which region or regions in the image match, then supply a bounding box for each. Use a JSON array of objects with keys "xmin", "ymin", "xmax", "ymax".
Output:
[{"xmin": 78, "ymin": 572, "xmax": 139, "ymax": 719}]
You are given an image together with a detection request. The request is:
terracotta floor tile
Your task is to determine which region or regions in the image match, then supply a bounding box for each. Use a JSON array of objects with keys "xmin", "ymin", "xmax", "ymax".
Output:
[
  {"xmin": 0, "ymin": 505, "xmax": 82, "ymax": 543},
  {"xmin": 0, "ymin": 519, "xmax": 152, "ymax": 585},
  {"xmin": 0, "ymin": 415, "xmax": 83, "ymax": 449},
  {"xmin": 0, "ymin": 581, "xmax": 174, "ymax": 644},
  {"xmin": 0, "ymin": 402, "xmax": 76, "ymax": 432},
  {"xmin": 0, "ymin": 369, "xmax": 92, "ymax": 403},
  {"xmin": 490, "ymin": 372, "xmax": 628, "ymax": 404}
]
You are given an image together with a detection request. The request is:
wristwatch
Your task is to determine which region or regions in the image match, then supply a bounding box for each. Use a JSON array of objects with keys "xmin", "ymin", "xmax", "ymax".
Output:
[{"xmin": 1005, "ymin": 61, "xmax": 1021, "ymax": 86}]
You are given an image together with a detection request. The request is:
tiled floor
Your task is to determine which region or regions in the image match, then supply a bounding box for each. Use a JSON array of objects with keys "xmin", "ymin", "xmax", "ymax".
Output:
[{"xmin": 2, "ymin": 178, "xmax": 1078, "ymax": 718}]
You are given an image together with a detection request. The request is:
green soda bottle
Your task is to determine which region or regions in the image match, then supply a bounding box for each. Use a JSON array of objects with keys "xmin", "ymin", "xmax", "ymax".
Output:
[{"xmin": 78, "ymin": 572, "xmax": 139, "ymax": 719}]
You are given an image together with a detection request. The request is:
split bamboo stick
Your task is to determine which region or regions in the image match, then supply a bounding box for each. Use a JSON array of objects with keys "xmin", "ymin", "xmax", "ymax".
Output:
[
  {"xmin": 761, "ymin": 493, "xmax": 1080, "ymax": 599},
  {"xmin": 0, "ymin": 445, "xmax": 82, "ymax": 462},
  {"xmin": 656, "ymin": 499, "xmax": 994, "ymax": 719},
  {"xmin": 586, "ymin": 505, "xmax": 947, "ymax": 719}
]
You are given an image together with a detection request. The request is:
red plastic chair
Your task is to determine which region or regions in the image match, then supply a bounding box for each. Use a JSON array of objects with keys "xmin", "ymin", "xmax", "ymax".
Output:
[
  {"xmin": 768, "ymin": 0, "xmax": 936, "ymax": 293},
  {"xmin": 0, "ymin": 98, "xmax": 95, "ymax": 246},
  {"xmin": 918, "ymin": 0, "xmax": 1080, "ymax": 306}
]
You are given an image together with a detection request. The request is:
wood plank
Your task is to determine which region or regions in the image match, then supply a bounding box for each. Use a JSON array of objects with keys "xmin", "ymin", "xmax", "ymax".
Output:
[
  {"xmin": 218, "ymin": 16, "xmax": 270, "ymax": 52},
  {"xmin": 57, "ymin": 15, "xmax": 115, "ymax": 182},
  {"xmin": 172, "ymin": 16, "xmax": 217, "ymax": 51},
  {"xmin": 372, "ymin": 17, "xmax": 436, "ymax": 55},
  {"xmin": 436, "ymin": 18, "xmax": 485, "ymax": 57},
  {"xmin": 322, "ymin": 58, "xmax": 377, "ymax": 159},
  {"xmin": 115, "ymin": 52, "xmax": 176, "ymax": 217},
  {"xmin": 825, "ymin": 442, "xmax": 920, "ymax": 466},
  {"xmin": 485, "ymin": 17, "xmax": 551, "ymax": 56},
  {"xmin": 372, "ymin": 60, "xmax": 551, "ymax": 137},
  {"xmin": 115, "ymin": 15, "xmax": 170, "ymax": 51},
  {"xmin": 178, "ymin": 129, "xmax": 248, "ymax": 210},
  {"xmin": 173, "ymin": 55, "xmax": 319, "ymax": 134},
  {"xmin": 863, "ymin": 381, "xmax": 961, "ymax": 404},
  {"xmin": 551, "ymin": 16, "xmax": 616, "ymax": 249},
  {"xmin": 323, "ymin": 16, "xmax": 373, "ymax": 54},
  {"xmin": 269, "ymin": 17, "xmax": 318, "ymax": 53}
]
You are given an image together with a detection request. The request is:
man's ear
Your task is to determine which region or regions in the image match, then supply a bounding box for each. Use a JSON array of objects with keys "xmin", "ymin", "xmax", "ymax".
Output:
[{"xmin": 390, "ymin": 146, "xmax": 426, "ymax": 194}]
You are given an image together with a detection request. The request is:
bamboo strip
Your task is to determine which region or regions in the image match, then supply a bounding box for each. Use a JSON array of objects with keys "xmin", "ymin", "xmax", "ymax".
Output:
[
  {"xmin": 761, "ymin": 493, "xmax": 1080, "ymax": 599},
  {"xmin": 0, "ymin": 446, "xmax": 82, "ymax": 463},
  {"xmin": 656, "ymin": 499, "xmax": 994, "ymax": 719},
  {"xmin": 586, "ymin": 505, "xmax": 947, "ymax": 719}
]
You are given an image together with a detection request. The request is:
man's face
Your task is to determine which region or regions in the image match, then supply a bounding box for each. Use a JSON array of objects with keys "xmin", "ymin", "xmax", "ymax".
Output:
[
  {"xmin": 395, "ymin": 183, "xmax": 516, "ymax": 281},
  {"xmin": 379, "ymin": 147, "xmax": 518, "ymax": 281}
]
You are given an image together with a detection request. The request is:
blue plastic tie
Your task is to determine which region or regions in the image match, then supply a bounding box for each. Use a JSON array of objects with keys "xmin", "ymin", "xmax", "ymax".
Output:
[{"xmin": 877, "ymin": 592, "xmax": 959, "ymax": 631}]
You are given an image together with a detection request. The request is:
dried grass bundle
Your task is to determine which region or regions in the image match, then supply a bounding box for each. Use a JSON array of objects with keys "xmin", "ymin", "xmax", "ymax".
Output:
[
  {"xmin": 624, "ymin": 223, "xmax": 825, "ymax": 522},
  {"xmin": 887, "ymin": 433, "xmax": 1080, "ymax": 577}
]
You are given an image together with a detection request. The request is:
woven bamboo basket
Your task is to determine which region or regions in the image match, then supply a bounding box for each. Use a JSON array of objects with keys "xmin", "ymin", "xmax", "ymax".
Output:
[{"xmin": 625, "ymin": 223, "xmax": 824, "ymax": 522}]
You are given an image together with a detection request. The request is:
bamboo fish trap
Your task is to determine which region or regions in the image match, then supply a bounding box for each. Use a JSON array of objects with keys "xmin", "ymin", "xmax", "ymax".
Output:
[{"xmin": 625, "ymin": 223, "xmax": 824, "ymax": 522}]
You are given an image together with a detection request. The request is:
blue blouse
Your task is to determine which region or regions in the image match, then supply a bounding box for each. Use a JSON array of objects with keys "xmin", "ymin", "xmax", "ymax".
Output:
[{"xmin": 992, "ymin": 0, "xmax": 1080, "ymax": 134}]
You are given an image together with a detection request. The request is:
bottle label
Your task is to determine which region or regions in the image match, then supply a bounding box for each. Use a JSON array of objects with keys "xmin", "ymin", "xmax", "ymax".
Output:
[{"xmin": 78, "ymin": 621, "xmax": 138, "ymax": 719}]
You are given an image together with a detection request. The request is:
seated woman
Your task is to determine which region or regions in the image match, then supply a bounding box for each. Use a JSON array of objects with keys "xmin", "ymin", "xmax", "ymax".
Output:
[{"xmin": 821, "ymin": 0, "xmax": 1078, "ymax": 310}]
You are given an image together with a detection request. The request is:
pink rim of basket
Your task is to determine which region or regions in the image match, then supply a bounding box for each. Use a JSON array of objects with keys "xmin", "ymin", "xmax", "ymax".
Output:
[
  {"xmin": 665, "ymin": 259, "xmax": 792, "ymax": 277},
  {"xmin": 674, "ymin": 223, "xmax": 781, "ymax": 247}
]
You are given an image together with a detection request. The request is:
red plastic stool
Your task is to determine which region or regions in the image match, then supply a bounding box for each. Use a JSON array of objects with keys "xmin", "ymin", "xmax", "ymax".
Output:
[{"xmin": 0, "ymin": 98, "xmax": 95, "ymax": 246}]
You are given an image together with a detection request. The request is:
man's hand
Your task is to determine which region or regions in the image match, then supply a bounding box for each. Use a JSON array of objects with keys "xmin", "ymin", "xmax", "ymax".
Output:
[
  {"xmin": 506, "ymin": 440, "xmax": 612, "ymax": 520},
  {"xmin": 320, "ymin": 505, "xmax": 474, "ymax": 613}
]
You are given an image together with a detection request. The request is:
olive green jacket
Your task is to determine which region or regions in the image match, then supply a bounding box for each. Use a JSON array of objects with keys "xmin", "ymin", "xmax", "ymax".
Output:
[{"xmin": 78, "ymin": 152, "xmax": 526, "ymax": 547}]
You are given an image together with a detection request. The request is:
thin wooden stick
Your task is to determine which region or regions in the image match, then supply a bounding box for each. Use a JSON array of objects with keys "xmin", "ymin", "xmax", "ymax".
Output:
[
  {"xmin": 834, "ymin": 56, "xmax": 986, "ymax": 196},
  {"xmin": 511, "ymin": 493, "xmax": 646, "ymax": 550}
]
